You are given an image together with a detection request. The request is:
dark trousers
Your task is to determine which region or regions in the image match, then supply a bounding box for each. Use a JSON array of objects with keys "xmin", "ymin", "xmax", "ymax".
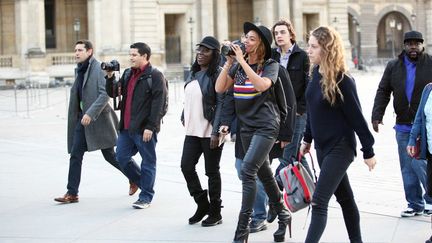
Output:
[
  {"xmin": 67, "ymin": 121, "xmax": 127, "ymax": 196},
  {"xmin": 239, "ymin": 133, "xmax": 281, "ymax": 217},
  {"xmin": 180, "ymin": 136, "xmax": 223, "ymax": 201},
  {"xmin": 305, "ymin": 138, "xmax": 361, "ymax": 243}
]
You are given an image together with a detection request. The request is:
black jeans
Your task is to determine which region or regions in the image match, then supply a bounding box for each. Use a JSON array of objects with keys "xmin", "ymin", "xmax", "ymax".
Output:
[
  {"xmin": 67, "ymin": 120, "xmax": 128, "ymax": 195},
  {"xmin": 305, "ymin": 138, "xmax": 361, "ymax": 243},
  {"xmin": 239, "ymin": 133, "xmax": 281, "ymax": 217},
  {"xmin": 180, "ymin": 136, "xmax": 223, "ymax": 201}
]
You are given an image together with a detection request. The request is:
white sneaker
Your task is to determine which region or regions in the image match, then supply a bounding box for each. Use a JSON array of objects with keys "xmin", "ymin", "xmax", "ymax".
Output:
[{"xmin": 400, "ymin": 207, "xmax": 423, "ymax": 217}]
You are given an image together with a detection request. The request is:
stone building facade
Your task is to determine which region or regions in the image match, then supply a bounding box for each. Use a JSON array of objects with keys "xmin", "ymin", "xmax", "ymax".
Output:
[{"xmin": 0, "ymin": 0, "xmax": 430, "ymax": 84}]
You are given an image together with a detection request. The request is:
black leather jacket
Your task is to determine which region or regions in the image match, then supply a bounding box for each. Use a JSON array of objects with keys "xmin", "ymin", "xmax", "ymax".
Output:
[
  {"xmin": 272, "ymin": 43, "xmax": 310, "ymax": 115},
  {"xmin": 181, "ymin": 69, "xmax": 225, "ymax": 135},
  {"xmin": 372, "ymin": 51, "xmax": 432, "ymax": 125}
]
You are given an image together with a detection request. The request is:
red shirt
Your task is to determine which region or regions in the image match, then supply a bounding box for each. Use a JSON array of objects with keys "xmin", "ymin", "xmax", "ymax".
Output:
[{"xmin": 124, "ymin": 64, "xmax": 148, "ymax": 129}]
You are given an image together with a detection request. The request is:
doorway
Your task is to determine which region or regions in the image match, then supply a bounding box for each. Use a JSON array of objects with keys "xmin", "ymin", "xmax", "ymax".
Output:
[{"xmin": 165, "ymin": 14, "xmax": 182, "ymax": 64}]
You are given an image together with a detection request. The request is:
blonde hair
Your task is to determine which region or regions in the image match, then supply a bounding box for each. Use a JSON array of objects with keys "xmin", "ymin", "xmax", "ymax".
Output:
[{"xmin": 310, "ymin": 26, "xmax": 347, "ymax": 106}]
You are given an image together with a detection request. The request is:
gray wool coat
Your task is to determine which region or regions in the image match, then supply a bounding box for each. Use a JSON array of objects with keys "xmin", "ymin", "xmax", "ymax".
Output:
[{"xmin": 67, "ymin": 56, "xmax": 119, "ymax": 153}]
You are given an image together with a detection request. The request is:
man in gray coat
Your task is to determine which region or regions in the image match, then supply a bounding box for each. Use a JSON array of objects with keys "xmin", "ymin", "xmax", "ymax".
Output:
[{"xmin": 55, "ymin": 40, "xmax": 138, "ymax": 203}]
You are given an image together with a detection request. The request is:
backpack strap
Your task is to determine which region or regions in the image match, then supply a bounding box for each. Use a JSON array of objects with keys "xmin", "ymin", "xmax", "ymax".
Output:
[
  {"xmin": 291, "ymin": 165, "xmax": 312, "ymax": 203},
  {"xmin": 146, "ymin": 67, "xmax": 153, "ymax": 89},
  {"xmin": 297, "ymin": 152, "xmax": 318, "ymax": 182}
]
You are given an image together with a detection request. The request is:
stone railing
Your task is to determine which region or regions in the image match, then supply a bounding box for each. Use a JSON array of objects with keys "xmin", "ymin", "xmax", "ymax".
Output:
[
  {"xmin": 0, "ymin": 56, "xmax": 13, "ymax": 67},
  {"xmin": 50, "ymin": 53, "xmax": 75, "ymax": 65}
]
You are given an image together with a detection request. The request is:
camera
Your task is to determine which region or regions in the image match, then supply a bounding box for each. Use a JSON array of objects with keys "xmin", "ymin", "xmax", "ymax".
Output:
[
  {"xmin": 221, "ymin": 40, "xmax": 245, "ymax": 56},
  {"xmin": 101, "ymin": 60, "xmax": 120, "ymax": 72}
]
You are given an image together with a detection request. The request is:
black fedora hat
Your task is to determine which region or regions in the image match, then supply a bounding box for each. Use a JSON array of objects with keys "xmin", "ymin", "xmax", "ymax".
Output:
[
  {"xmin": 197, "ymin": 36, "xmax": 220, "ymax": 50},
  {"xmin": 243, "ymin": 22, "xmax": 273, "ymax": 60},
  {"xmin": 404, "ymin": 30, "xmax": 424, "ymax": 43}
]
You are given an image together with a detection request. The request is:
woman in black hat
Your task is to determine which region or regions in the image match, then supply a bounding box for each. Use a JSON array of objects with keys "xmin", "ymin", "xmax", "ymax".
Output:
[
  {"xmin": 180, "ymin": 36, "xmax": 226, "ymax": 227},
  {"xmin": 216, "ymin": 22, "xmax": 291, "ymax": 243}
]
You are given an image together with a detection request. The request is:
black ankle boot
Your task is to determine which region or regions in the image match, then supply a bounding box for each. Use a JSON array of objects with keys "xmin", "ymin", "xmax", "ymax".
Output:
[
  {"xmin": 233, "ymin": 213, "xmax": 250, "ymax": 243},
  {"xmin": 202, "ymin": 199, "xmax": 222, "ymax": 226},
  {"xmin": 271, "ymin": 200, "xmax": 292, "ymax": 242},
  {"xmin": 189, "ymin": 190, "xmax": 209, "ymax": 224}
]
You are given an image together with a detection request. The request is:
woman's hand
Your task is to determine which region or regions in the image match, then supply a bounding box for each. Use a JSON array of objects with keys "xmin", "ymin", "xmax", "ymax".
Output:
[
  {"xmin": 231, "ymin": 43, "xmax": 245, "ymax": 64},
  {"xmin": 299, "ymin": 142, "xmax": 311, "ymax": 156},
  {"xmin": 406, "ymin": 145, "xmax": 417, "ymax": 158},
  {"xmin": 364, "ymin": 157, "xmax": 376, "ymax": 171}
]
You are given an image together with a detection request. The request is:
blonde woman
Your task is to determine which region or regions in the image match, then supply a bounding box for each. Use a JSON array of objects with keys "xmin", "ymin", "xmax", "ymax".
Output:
[
  {"xmin": 216, "ymin": 22, "xmax": 291, "ymax": 243},
  {"xmin": 300, "ymin": 26, "xmax": 376, "ymax": 243}
]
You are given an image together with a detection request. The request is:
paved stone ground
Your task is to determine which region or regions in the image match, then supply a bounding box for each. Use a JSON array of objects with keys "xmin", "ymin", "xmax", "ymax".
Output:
[{"xmin": 0, "ymin": 68, "xmax": 430, "ymax": 243}]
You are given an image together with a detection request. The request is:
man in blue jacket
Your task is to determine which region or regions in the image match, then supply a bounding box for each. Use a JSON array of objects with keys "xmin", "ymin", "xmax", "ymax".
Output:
[{"xmin": 372, "ymin": 31, "xmax": 432, "ymax": 217}]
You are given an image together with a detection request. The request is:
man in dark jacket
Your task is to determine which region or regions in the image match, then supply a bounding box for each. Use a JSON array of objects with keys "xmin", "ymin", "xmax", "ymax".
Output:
[
  {"xmin": 106, "ymin": 42, "xmax": 168, "ymax": 209},
  {"xmin": 372, "ymin": 31, "xmax": 432, "ymax": 217},
  {"xmin": 55, "ymin": 40, "xmax": 136, "ymax": 204},
  {"xmin": 271, "ymin": 19, "xmax": 311, "ymax": 176}
]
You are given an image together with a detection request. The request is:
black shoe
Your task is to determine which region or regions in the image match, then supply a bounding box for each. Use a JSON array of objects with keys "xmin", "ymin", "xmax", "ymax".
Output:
[
  {"xmin": 132, "ymin": 200, "xmax": 150, "ymax": 209},
  {"xmin": 201, "ymin": 214, "xmax": 222, "ymax": 226},
  {"xmin": 189, "ymin": 190, "xmax": 210, "ymax": 224},
  {"xmin": 249, "ymin": 220, "xmax": 267, "ymax": 233}
]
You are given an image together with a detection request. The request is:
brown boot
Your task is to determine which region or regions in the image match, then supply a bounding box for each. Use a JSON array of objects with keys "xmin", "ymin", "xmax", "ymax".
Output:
[{"xmin": 54, "ymin": 193, "xmax": 79, "ymax": 203}]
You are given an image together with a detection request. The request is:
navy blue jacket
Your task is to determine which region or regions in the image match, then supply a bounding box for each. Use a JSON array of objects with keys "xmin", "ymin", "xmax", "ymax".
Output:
[{"xmin": 304, "ymin": 67, "xmax": 374, "ymax": 159}]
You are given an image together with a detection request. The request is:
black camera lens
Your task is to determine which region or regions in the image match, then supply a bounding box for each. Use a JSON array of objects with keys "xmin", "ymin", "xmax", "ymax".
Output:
[
  {"xmin": 101, "ymin": 60, "xmax": 120, "ymax": 71},
  {"xmin": 221, "ymin": 40, "xmax": 245, "ymax": 56}
]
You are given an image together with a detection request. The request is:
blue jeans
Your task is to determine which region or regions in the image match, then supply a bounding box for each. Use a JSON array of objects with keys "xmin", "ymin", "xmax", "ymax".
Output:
[
  {"xmin": 235, "ymin": 158, "xmax": 268, "ymax": 222},
  {"xmin": 305, "ymin": 138, "xmax": 361, "ymax": 243},
  {"xmin": 276, "ymin": 113, "xmax": 312, "ymax": 177},
  {"xmin": 412, "ymin": 158, "xmax": 432, "ymax": 207},
  {"xmin": 67, "ymin": 120, "xmax": 127, "ymax": 195},
  {"xmin": 116, "ymin": 130, "xmax": 157, "ymax": 203},
  {"xmin": 395, "ymin": 131, "xmax": 426, "ymax": 211}
]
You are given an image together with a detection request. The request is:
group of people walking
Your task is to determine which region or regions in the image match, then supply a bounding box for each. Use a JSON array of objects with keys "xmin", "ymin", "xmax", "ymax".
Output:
[{"xmin": 53, "ymin": 19, "xmax": 432, "ymax": 243}]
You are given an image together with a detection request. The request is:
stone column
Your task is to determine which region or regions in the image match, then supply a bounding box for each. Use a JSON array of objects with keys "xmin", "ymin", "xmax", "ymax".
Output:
[
  {"xmin": 87, "ymin": 0, "xmax": 102, "ymax": 54},
  {"xmin": 291, "ymin": 0, "xmax": 303, "ymax": 43},
  {"xmin": 15, "ymin": 0, "xmax": 46, "ymax": 75},
  {"xmin": 15, "ymin": 0, "xmax": 45, "ymax": 57},
  {"xmin": 359, "ymin": 3, "xmax": 378, "ymax": 59},
  {"xmin": 276, "ymin": 0, "xmax": 290, "ymax": 20},
  {"xmin": 121, "ymin": 0, "xmax": 131, "ymax": 51},
  {"xmin": 328, "ymin": 0, "xmax": 349, "ymax": 50},
  {"xmin": 215, "ymin": 0, "xmax": 228, "ymax": 41},
  {"xmin": 199, "ymin": 0, "xmax": 214, "ymax": 37},
  {"xmin": 253, "ymin": 0, "xmax": 274, "ymax": 27}
]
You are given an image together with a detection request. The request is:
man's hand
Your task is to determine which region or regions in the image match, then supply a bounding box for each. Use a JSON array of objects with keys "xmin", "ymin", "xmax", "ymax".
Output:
[
  {"xmin": 364, "ymin": 157, "xmax": 377, "ymax": 171},
  {"xmin": 143, "ymin": 129, "xmax": 153, "ymax": 142},
  {"xmin": 372, "ymin": 120, "xmax": 383, "ymax": 133},
  {"xmin": 210, "ymin": 135, "xmax": 219, "ymax": 149},
  {"xmin": 81, "ymin": 114, "xmax": 92, "ymax": 126}
]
